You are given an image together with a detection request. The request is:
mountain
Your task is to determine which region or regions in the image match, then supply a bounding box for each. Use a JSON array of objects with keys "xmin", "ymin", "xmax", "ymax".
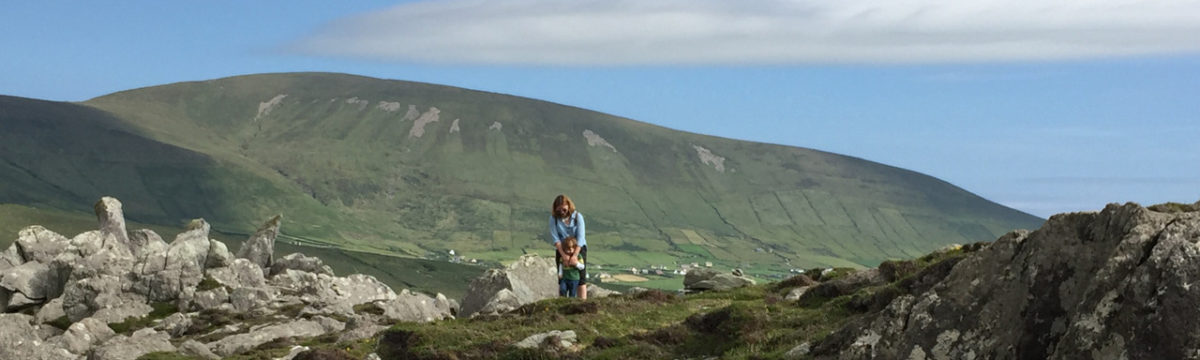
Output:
[{"xmin": 0, "ymin": 72, "xmax": 1041, "ymax": 274}]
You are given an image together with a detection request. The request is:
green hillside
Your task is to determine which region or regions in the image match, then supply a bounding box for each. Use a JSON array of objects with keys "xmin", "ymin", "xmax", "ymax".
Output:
[{"xmin": 1, "ymin": 73, "xmax": 1042, "ymax": 279}]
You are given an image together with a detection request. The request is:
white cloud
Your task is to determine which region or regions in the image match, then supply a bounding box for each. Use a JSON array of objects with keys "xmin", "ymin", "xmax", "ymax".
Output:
[{"xmin": 291, "ymin": 0, "xmax": 1200, "ymax": 65}]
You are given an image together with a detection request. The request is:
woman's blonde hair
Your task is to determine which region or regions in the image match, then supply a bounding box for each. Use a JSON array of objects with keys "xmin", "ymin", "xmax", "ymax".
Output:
[{"xmin": 552, "ymin": 194, "xmax": 575, "ymax": 219}]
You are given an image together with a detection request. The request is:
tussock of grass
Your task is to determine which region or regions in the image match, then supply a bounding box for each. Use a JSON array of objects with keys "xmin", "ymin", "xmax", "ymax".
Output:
[{"xmin": 108, "ymin": 302, "xmax": 178, "ymax": 334}]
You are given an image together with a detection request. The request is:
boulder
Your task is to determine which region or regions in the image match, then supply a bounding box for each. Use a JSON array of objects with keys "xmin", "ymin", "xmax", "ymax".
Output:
[
  {"xmin": 236, "ymin": 214, "xmax": 281, "ymax": 274},
  {"xmin": 156, "ymin": 312, "xmax": 192, "ymax": 337},
  {"xmin": 459, "ymin": 254, "xmax": 557, "ymax": 317},
  {"xmin": 178, "ymin": 339, "xmax": 221, "ymax": 360},
  {"xmin": 0, "ymin": 243, "xmax": 23, "ymax": 271},
  {"xmin": 127, "ymin": 229, "xmax": 167, "ymax": 262},
  {"xmin": 814, "ymin": 203, "xmax": 1200, "ymax": 359},
  {"xmin": 35, "ymin": 297, "xmax": 66, "ymax": 324},
  {"xmin": 189, "ymin": 287, "xmax": 231, "ymax": 311},
  {"xmin": 683, "ymin": 268, "xmax": 756, "ymax": 293},
  {"xmin": 205, "ymin": 239, "xmax": 234, "ymax": 269},
  {"xmin": 784, "ymin": 286, "xmax": 813, "ymax": 301},
  {"xmin": 94, "ymin": 197, "xmax": 130, "ymax": 251},
  {"xmin": 62, "ymin": 273, "xmax": 151, "ymax": 323},
  {"xmin": 89, "ymin": 328, "xmax": 175, "ymax": 360},
  {"xmin": 474, "ymin": 288, "xmax": 521, "ymax": 316},
  {"xmin": 271, "ymin": 252, "xmax": 334, "ymax": 276},
  {"xmin": 229, "ymin": 287, "xmax": 273, "ymax": 314},
  {"xmin": 207, "ymin": 318, "xmax": 330, "ymax": 356},
  {"xmin": 207, "ymin": 258, "xmax": 267, "ymax": 289},
  {"xmin": 0, "ymin": 313, "xmax": 75, "ymax": 360},
  {"xmin": 374, "ymin": 289, "xmax": 453, "ymax": 323},
  {"xmin": 586, "ymin": 284, "xmax": 620, "ymax": 298},
  {"xmin": 132, "ymin": 219, "xmax": 212, "ymax": 302},
  {"xmin": 514, "ymin": 330, "xmax": 577, "ymax": 349},
  {"xmin": 0, "ymin": 261, "xmax": 57, "ymax": 306},
  {"xmin": 57, "ymin": 317, "xmax": 116, "ymax": 355},
  {"xmin": 14, "ymin": 225, "xmax": 70, "ymax": 264}
]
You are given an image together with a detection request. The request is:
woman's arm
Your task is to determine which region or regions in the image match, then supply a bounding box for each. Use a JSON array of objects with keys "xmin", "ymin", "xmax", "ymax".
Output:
[{"xmin": 575, "ymin": 213, "xmax": 585, "ymax": 246}]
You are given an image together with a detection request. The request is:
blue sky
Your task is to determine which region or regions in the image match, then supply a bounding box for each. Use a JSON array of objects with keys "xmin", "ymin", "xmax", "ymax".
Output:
[{"xmin": 3, "ymin": 0, "xmax": 1198, "ymax": 218}]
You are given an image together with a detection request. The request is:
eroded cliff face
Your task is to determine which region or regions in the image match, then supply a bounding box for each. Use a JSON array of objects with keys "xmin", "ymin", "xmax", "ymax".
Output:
[{"xmin": 815, "ymin": 202, "xmax": 1200, "ymax": 360}]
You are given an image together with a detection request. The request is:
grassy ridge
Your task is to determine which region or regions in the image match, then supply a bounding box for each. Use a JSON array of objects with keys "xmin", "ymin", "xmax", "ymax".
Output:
[{"xmin": 2, "ymin": 73, "xmax": 1042, "ymax": 281}]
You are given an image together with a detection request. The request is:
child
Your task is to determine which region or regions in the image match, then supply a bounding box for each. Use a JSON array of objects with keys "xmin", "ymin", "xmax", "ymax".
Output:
[{"xmin": 559, "ymin": 236, "xmax": 585, "ymax": 298}]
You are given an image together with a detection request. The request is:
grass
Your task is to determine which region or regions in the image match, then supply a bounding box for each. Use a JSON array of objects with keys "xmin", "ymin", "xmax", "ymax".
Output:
[
  {"xmin": 364, "ymin": 243, "xmax": 980, "ymax": 359},
  {"xmin": 108, "ymin": 302, "xmax": 179, "ymax": 334}
]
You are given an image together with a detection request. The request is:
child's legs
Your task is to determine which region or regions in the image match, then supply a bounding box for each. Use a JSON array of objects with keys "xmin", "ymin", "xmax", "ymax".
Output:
[
  {"xmin": 564, "ymin": 279, "xmax": 579, "ymax": 297},
  {"xmin": 559, "ymin": 279, "xmax": 569, "ymax": 297}
]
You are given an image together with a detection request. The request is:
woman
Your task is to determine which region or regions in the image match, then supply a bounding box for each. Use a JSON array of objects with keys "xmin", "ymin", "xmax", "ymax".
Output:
[{"xmin": 549, "ymin": 194, "xmax": 587, "ymax": 299}]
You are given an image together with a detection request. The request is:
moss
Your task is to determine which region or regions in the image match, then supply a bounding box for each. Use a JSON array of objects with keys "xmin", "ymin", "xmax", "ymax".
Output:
[
  {"xmin": 196, "ymin": 276, "xmax": 222, "ymax": 292},
  {"xmin": 47, "ymin": 315, "xmax": 72, "ymax": 331},
  {"xmin": 352, "ymin": 302, "xmax": 386, "ymax": 316},
  {"xmin": 1149, "ymin": 202, "xmax": 1199, "ymax": 213},
  {"xmin": 108, "ymin": 302, "xmax": 179, "ymax": 334}
]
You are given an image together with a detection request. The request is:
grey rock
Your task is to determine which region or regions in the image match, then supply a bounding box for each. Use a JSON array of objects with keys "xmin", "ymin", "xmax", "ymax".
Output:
[
  {"xmin": 62, "ymin": 274, "xmax": 151, "ymax": 323},
  {"xmin": 236, "ymin": 215, "xmax": 281, "ymax": 274},
  {"xmin": 207, "ymin": 258, "xmax": 267, "ymax": 289},
  {"xmin": 278, "ymin": 346, "xmax": 311, "ymax": 360},
  {"xmin": 178, "ymin": 339, "xmax": 220, "ymax": 360},
  {"xmin": 35, "ymin": 323, "xmax": 64, "ymax": 342},
  {"xmin": 205, "ymin": 239, "xmax": 234, "ymax": 269},
  {"xmin": 784, "ymin": 343, "xmax": 811, "ymax": 359},
  {"xmin": 94, "ymin": 197, "xmax": 130, "ymax": 251},
  {"xmin": 14, "ymin": 225, "xmax": 71, "ymax": 264},
  {"xmin": 514, "ymin": 330, "xmax": 577, "ymax": 349},
  {"xmin": 156, "ymin": 312, "xmax": 191, "ymax": 337},
  {"xmin": 89, "ymin": 328, "xmax": 175, "ymax": 360},
  {"xmin": 327, "ymin": 274, "xmax": 397, "ymax": 306},
  {"xmin": 0, "ymin": 287, "xmax": 8, "ymax": 312},
  {"xmin": 229, "ymin": 287, "xmax": 273, "ymax": 314},
  {"xmin": 365, "ymin": 353, "xmax": 382, "ymax": 360},
  {"xmin": 207, "ymin": 319, "xmax": 328, "ymax": 356},
  {"xmin": 0, "ymin": 261, "xmax": 56, "ymax": 305},
  {"xmin": 271, "ymin": 252, "xmax": 334, "ymax": 276},
  {"xmin": 684, "ymin": 268, "xmax": 756, "ymax": 293},
  {"xmin": 375, "ymin": 289, "xmax": 453, "ymax": 323},
  {"xmin": 0, "ymin": 313, "xmax": 75, "ymax": 360},
  {"xmin": 127, "ymin": 229, "xmax": 167, "ymax": 262},
  {"xmin": 0, "ymin": 242, "xmax": 23, "ymax": 271},
  {"xmin": 58, "ymin": 317, "xmax": 116, "ymax": 355},
  {"xmin": 268, "ymin": 269, "xmax": 321, "ymax": 292},
  {"xmin": 132, "ymin": 219, "xmax": 211, "ymax": 302},
  {"xmin": 785, "ymin": 286, "xmax": 812, "ymax": 301},
  {"xmin": 68, "ymin": 230, "xmax": 106, "ymax": 259},
  {"xmin": 0, "ymin": 313, "xmax": 37, "ymax": 352},
  {"xmin": 475, "ymin": 288, "xmax": 521, "ymax": 316},
  {"xmin": 459, "ymin": 254, "xmax": 557, "ymax": 317},
  {"xmin": 190, "ymin": 287, "xmax": 230, "ymax": 311},
  {"xmin": 815, "ymin": 203, "xmax": 1200, "ymax": 359},
  {"xmin": 35, "ymin": 297, "xmax": 66, "ymax": 324},
  {"xmin": 586, "ymin": 284, "xmax": 620, "ymax": 298}
]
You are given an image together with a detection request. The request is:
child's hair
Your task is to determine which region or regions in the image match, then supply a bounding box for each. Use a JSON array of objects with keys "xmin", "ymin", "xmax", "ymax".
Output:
[{"xmin": 563, "ymin": 236, "xmax": 578, "ymax": 249}]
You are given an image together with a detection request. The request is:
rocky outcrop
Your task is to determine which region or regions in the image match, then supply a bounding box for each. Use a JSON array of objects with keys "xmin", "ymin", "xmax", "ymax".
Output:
[
  {"xmin": 458, "ymin": 254, "xmax": 557, "ymax": 317},
  {"xmin": 271, "ymin": 252, "xmax": 334, "ymax": 276},
  {"xmin": 236, "ymin": 214, "xmax": 281, "ymax": 274},
  {"xmin": 684, "ymin": 268, "xmax": 756, "ymax": 293},
  {"xmin": 814, "ymin": 202, "xmax": 1200, "ymax": 359},
  {"xmin": 0, "ymin": 197, "xmax": 454, "ymax": 358}
]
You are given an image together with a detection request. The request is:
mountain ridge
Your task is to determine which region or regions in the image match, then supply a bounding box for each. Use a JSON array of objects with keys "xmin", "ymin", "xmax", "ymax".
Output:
[{"xmin": 2, "ymin": 72, "xmax": 1041, "ymax": 275}]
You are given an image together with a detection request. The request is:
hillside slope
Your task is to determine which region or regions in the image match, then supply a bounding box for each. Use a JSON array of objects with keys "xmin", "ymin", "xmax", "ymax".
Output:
[{"xmin": 4, "ymin": 73, "xmax": 1041, "ymax": 273}]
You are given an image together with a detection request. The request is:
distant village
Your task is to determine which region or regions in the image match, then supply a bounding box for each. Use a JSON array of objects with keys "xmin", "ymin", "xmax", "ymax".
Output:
[{"xmin": 443, "ymin": 249, "xmax": 810, "ymax": 281}]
